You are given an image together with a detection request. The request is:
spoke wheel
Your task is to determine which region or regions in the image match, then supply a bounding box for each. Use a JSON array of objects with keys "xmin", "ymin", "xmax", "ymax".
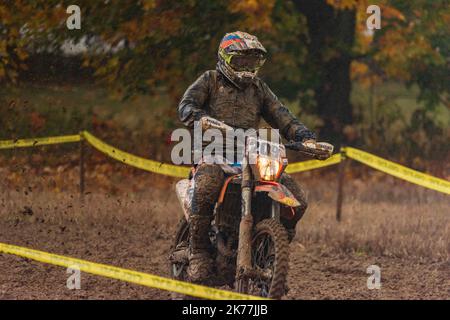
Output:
[
  {"xmin": 237, "ymin": 219, "xmax": 289, "ymax": 299},
  {"xmin": 169, "ymin": 218, "xmax": 189, "ymax": 299}
]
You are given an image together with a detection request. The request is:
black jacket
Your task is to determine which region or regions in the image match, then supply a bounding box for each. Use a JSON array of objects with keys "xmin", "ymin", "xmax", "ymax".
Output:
[{"xmin": 178, "ymin": 70, "xmax": 315, "ymax": 142}]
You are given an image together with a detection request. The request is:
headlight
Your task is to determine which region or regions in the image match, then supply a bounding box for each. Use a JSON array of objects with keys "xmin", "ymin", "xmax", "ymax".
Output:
[{"xmin": 257, "ymin": 156, "xmax": 282, "ymax": 181}]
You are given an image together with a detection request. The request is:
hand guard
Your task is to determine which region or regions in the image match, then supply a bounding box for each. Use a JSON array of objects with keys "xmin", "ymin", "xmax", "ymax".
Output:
[{"xmin": 285, "ymin": 141, "xmax": 334, "ymax": 160}]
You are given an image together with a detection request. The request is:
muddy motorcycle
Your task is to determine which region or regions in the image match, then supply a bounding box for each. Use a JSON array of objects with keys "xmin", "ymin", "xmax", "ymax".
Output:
[{"xmin": 169, "ymin": 117, "xmax": 333, "ymax": 299}]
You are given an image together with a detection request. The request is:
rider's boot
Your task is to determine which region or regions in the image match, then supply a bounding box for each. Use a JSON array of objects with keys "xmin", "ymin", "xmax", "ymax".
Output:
[{"xmin": 187, "ymin": 215, "xmax": 214, "ymax": 284}]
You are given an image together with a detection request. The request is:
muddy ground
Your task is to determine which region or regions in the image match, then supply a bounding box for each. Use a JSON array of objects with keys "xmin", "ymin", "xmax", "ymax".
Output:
[{"xmin": 0, "ymin": 165, "xmax": 449, "ymax": 300}]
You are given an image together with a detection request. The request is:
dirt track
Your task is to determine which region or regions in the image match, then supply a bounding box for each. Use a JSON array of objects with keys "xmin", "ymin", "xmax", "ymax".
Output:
[{"xmin": 0, "ymin": 166, "xmax": 449, "ymax": 300}]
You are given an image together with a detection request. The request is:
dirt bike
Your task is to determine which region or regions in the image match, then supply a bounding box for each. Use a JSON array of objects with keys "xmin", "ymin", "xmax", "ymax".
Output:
[{"xmin": 169, "ymin": 117, "xmax": 333, "ymax": 299}]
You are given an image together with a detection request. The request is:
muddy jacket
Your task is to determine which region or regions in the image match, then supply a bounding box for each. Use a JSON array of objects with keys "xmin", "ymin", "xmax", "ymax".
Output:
[{"xmin": 178, "ymin": 70, "xmax": 315, "ymax": 142}]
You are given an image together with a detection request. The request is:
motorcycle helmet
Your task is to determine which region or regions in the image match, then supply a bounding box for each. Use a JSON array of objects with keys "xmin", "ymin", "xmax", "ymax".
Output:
[{"xmin": 217, "ymin": 31, "xmax": 267, "ymax": 87}]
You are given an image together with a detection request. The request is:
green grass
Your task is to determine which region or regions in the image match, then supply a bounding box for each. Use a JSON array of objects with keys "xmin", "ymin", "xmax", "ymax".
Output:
[
  {"xmin": 351, "ymin": 82, "xmax": 449, "ymax": 128},
  {"xmin": 1, "ymin": 83, "xmax": 173, "ymax": 139},
  {"xmin": 3, "ymin": 81, "xmax": 448, "ymax": 139},
  {"xmin": 1, "ymin": 81, "xmax": 448, "ymax": 161}
]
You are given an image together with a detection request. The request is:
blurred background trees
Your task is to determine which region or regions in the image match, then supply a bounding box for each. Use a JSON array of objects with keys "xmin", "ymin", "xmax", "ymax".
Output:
[{"xmin": 1, "ymin": 0, "xmax": 449, "ymax": 164}]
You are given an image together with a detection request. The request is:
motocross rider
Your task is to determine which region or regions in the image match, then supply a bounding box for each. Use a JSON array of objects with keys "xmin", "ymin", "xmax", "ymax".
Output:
[{"xmin": 178, "ymin": 31, "xmax": 329, "ymax": 284}]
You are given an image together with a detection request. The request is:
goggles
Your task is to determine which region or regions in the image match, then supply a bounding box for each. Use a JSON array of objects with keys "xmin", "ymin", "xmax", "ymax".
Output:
[{"xmin": 229, "ymin": 52, "xmax": 266, "ymax": 72}]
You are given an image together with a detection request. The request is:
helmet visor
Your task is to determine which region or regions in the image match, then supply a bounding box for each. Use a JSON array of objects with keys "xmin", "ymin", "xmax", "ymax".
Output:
[{"xmin": 230, "ymin": 52, "xmax": 266, "ymax": 72}]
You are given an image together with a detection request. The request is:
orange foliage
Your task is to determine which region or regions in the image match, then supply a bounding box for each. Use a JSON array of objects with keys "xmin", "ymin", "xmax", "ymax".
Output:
[
  {"xmin": 228, "ymin": 0, "xmax": 276, "ymax": 31},
  {"xmin": 326, "ymin": 0, "xmax": 362, "ymax": 10}
]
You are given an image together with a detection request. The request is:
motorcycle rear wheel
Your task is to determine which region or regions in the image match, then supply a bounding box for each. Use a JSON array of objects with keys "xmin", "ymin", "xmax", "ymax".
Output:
[{"xmin": 169, "ymin": 218, "xmax": 189, "ymax": 299}]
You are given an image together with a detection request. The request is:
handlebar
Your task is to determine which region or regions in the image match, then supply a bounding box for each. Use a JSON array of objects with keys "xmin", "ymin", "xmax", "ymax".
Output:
[{"xmin": 199, "ymin": 116, "xmax": 334, "ymax": 160}]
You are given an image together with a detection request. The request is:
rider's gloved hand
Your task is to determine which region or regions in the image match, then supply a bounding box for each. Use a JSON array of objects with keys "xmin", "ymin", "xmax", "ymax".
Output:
[
  {"xmin": 302, "ymin": 139, "xmax": 332, "ymax": 161},
  {"xmin": 302, "ymin": 139, "xmax": 317, "ymax": 147},
  {"xmin": 193, "ymin": 110, "xmax": 207, "ymax": 122},
  {"xmin": 289, "ymin": 130, "xmax": 333, "ymax": 160},
  {"xmin": 314, "ymin": 150, "xmax": 331, "ymax": 160},
  {"xmin": 294, "ymin": 129, "xmax": 316, "ymax": 144}
]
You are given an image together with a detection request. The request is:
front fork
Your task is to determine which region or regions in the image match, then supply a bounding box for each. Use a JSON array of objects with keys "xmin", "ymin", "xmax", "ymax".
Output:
[
  {"xmin": 271, "ymin": 201, "xmax": 280, "ymax": 221},
  {"xmin": 236, "ymin": 158, "xmax": 282, "ymax": 286},
  {"xmin": 236, "ymin": 159, "xmax": 253, "ymax": 284}
]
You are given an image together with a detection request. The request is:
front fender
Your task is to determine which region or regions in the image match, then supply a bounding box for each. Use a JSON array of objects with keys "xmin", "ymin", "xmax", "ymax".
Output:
[{"xmin": 255, "ymin": 181, "xmax": 300, "ymax": 207}]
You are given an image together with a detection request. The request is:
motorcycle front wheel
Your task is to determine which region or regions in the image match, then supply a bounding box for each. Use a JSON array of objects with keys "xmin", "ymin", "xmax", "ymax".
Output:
[{"xmin": 236, "ymin": 218, "xmax": 289, "ymax": 299}]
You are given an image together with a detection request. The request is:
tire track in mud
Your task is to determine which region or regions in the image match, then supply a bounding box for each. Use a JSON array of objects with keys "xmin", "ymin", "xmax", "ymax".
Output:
[
  {"xmin": 0, "ymin": 207, "xmax": 448, "ymax": 300},
  {"xmin": 1, "ymin": 172, "xmax": 449, "ymax": 300}
]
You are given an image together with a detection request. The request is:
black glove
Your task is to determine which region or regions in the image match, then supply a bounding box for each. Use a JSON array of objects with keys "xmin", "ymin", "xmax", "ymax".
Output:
[
  {"xmin": 193, "ymin": 110, "xmax": 207, "ymax": 122},
  {"xmin": 305, "ymin": 141, "xmax": 333, "ymax": 160},
  {"xmin": 294, "ymin": 129, "xmax": 316, "ymax": 143},
  {"xmin": 314, "ymin": 151, "xmax": 331, "ymax": 160}
]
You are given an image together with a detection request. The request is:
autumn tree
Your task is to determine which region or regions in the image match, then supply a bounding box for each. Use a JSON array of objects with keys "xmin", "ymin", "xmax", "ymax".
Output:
[
  {"xmin": 293, "ymin": 0, "xmax": 356, "ymax": 143},
  {"xmin": 1, "ymin": 0, "xmax": 448, "ymax": 148},
  {"xmin": 236, "ymin": 0, "xmax": 449, "ymax": 143}
]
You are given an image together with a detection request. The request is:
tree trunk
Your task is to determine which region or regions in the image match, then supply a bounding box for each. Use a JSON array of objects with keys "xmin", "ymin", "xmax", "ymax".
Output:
[{"xmin": 294, "ymin": 0, "xmax": 356, "ymax": 145}]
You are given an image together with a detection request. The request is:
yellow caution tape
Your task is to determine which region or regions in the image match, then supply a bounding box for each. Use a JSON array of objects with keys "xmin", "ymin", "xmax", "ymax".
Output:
[
  {"xmin": 81, "ymin": 131, "xmax": 190, "ymax": 179},
  {"xmin": 286, "ymin": 153, "xmax": 342, "ymax": 174},
  {"xmin": 0, "ymin": 134, "xmax": 81, "ymax": 149},
  {"xmin": 344, "ymin": 147, "xmax": 450, "ymax": 195},
  {"xmin": 1, "ymin": 132, "xmax": 448, "ymax": 195},
  {"xmin": 0, "ymin": 242, "xmax": 266, "ymax": 300}
]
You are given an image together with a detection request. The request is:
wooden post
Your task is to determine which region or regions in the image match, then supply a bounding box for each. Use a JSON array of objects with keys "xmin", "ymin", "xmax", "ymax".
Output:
[
  {"xmin": 79, "ymin": 138, "xmax": 85, "ymax": 202},
  {"xmin": 336, "ymin": 148, "xmax": 347, "ymax": 222}
]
